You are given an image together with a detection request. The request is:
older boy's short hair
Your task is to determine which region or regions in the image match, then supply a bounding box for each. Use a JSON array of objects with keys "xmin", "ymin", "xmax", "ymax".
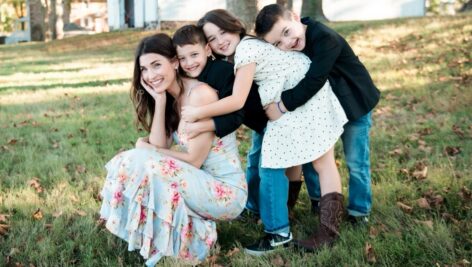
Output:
[
  {"xmin": 173, "ymin": 25, "xmax": 207, "ymax": 47},
  {"xmin": 255, "ymin": 4, "xmax": 292, "ymax": 37}
]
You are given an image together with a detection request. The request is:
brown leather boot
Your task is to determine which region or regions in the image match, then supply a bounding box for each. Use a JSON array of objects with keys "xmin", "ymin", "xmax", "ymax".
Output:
[
  {"xmin": 294, "ymin": 192, "xmax": 344, "ymax": 252},
  {"xmin": 287, "ymin": 181, "xmax": 303, "ymax": 219}
]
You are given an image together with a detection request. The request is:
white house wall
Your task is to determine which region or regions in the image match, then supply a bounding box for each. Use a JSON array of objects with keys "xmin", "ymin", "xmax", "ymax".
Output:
[
  {"xmin": 323, "ymin": 0, "xmax": 425, "ymax": 21},
  {"xmin": 134, "ymin": 0, "xmax": 144, "ymax": 27}
]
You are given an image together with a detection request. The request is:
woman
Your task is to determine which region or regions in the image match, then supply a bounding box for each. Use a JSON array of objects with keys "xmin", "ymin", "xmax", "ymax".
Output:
[{"xmin": 99, "ymin": 33, "xmax": 247, "ymax": 265}]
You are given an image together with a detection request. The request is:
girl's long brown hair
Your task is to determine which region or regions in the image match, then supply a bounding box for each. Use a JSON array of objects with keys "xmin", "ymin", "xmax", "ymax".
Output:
[
  {"xmin": 130, "ymin": 33, "xmax": 181, "ymax": 137},
  {"xmin": 197, "ymin": 9, "xmax": 247, "ymax": 39}
]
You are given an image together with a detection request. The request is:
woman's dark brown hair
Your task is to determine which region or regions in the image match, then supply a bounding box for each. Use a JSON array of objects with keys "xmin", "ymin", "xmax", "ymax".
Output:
[
  {"xmin": 131, "ymin": 33, "xmax": 181, "ymax": 137},
  {"xmin": 197, "ymin": 9, "xmax": 247, "ymax": 39}
]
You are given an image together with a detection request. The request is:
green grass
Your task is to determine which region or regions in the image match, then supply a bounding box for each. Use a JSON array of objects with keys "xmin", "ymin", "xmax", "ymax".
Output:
[{"xmin": 1, "ymin": 14, "xmax": 471, "ymax": 266}]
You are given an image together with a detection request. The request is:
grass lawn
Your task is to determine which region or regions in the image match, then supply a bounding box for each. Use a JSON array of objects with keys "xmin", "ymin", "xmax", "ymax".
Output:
[{"xmin": 0, "ymin": 14, "xmax": 471, "ymax": 266}]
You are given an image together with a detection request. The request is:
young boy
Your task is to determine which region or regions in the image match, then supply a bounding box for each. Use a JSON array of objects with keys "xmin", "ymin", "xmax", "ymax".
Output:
[{"xmin": 255, "ymin": 4, "xmax": 380, "ymax": 250}]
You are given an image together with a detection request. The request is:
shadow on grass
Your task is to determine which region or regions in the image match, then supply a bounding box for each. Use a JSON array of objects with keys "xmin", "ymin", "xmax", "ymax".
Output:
[{"xmin": 0, "ymin": 78, "xmax": 131, "ymax": 92}]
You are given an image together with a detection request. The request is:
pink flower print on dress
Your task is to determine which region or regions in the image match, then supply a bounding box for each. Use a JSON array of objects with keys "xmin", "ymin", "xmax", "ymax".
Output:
[
  {"xmin": 214, "ymin": 183, "xmax": 233, "ymax": 202},
  {"xmin": 159, "ymin": 158, "xmax": 181, "ymax": 177},
  {"xmin": 111, "ymin": 190, "xmax": 124, "ymax": 207},
  {"xmin": 118, "ymin": 171, "xmax": 128, "ymax": 184},
  {"xmin": 171, "ymin": 191, "xmax": 180, "ymax": 208},
  {"xmin": 139, "ymin": 205, "xmax": 147, "ymax": 225},
  {"xmin": 212, "ymin": 139, "xmax": 224, "ymax": 152},
  {"xmin": 139, "ymin": 175, "xmax": 149, "ymax": 188},
  {"xmin": 181, "ymin": 221, "xmax": 193, "ymax": 240},
  {"xmin": 170, "ymin": 182, "xmax": 178, "ymax": 189}
]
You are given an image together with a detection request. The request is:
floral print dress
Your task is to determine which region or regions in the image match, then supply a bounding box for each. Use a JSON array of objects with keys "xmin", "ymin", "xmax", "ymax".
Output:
[{"xmin": 99, "ymin": 130, "xmax": 247, "ymax": 266}]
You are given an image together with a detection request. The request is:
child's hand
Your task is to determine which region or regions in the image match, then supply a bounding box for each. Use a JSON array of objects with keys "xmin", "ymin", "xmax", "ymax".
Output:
[
  {"xmin": 181, "ymin": 105, "xmax": 200, "ymax": 122},
  {"xmin": 184, "ymin": 122, "xmax": 204, "ymax": 139},
  {"xmin": 135, "ymin": 136, "xmax": 152, "ymax": 149},
  {"xmin": 264, "ymin": 102, "xmax": 284, "ymax": 121}
]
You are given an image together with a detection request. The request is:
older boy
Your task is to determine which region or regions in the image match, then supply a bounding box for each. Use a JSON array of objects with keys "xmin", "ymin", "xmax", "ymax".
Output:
[{"xmin": 255, "ymin": 4, "xmax": 380, "ymax": 250}]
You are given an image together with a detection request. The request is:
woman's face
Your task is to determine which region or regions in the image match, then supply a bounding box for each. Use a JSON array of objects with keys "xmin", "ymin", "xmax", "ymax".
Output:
[
  {"xmin": 139, "ymin": 53, "xmax": 178, "ymax": 93},
  {"xmin": 202, "ymin": 22, "xmax": 240, "ymax": 57}
]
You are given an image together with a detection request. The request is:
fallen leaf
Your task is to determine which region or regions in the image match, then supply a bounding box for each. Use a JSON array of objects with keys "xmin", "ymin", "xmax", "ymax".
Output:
[
  {"xmin": 33, "ymin": 209, "xmax": 43, "ymax": 220},
  {"xmin": 52, "ymin": 142, "xmax": 60, "ymax": 149},
  {"xmin": 397, "ymin": 202, "xmax": 413, "ymax": 213},
  {"xmin": 414, "ymin": 219, "xmax": 433, "ymax": 229},
  {"xmin": 455, "ymin": 259, "xmax": 470, "ymax": 266},
  {"xmin": 28, "ymin": 177, "xmax": 43, "ymax": 193},
  {"xmin": 364, "ymin": 243, "xmax": 376, "ymax": 264},
  {"xmin": 418, "ymin": 128, "xmax": 432, "ymax": 136},
  {"xmin": 444, "ymin": 146, "xmax": 461, "ymax": 156},
  {"xmin": 417, "ymin": 198, "xmax": 431, "ymax": 209},
  {"xmin": 225, "ymin": 247, "xmax": 240, "ymax": 257},
  {"xmin": 75, "ymin": 210, "xmax": 87, "ymax": 217},
  {"xmin": 412, "ymin": 166, "xmax": 428, "ymax": 180},
  {"xmin": 442, "ymin": 213, "xmax": 460, "ymax": 224},
  {"xmin": 389, "ymin": 147, "xmax": 403, "ymax": 156},
  {"xmin": 0, "ymin": 214, "xmax": 9, "ymax": 222},
  {"xmin": 452, "ymin": 125, "xmax": 465, "ymax": 138},
  {"xmin": 369, "ymin": 226, "xmax": 379, "ymax": 238},
  {"xmin": 7, "ymin": 139, "xmax": 18, "ymax": 145},
  {"xmin": 271, "ymin": 255, "xmax": 285, "ymax": 266},
  {"xmin": 459, "ymin": 186, "xmax": 471, "ymax": 200},
  {"xmin": 430, "ymin": 195, "xmax": 444, "ymax": 207},
  {"xmin": 76, "ymin": 165, "xmax": 86, "ymax": 174},
  {"xmin": 0, "ymin": 224, "xmax": 10, "ymax": 235}
]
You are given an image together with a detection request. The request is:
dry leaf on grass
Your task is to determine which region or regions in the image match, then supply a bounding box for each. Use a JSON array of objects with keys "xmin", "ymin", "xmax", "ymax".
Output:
[
  {"xmin": 444, "ymin": 146, "xmax": 461, "ymax": 156},
  {"xmin": 225, "ymin": 247, "xmax": 240, "ymax": 257},
  {"xmin": 33, "ymin": 209, "xmax": 43, "ymax": 220},
  {"xmin": 364, "ymin": 243, "xmax": 377, "ymax": 264},
  {"xmin": 412, "ymin": 166, "xmax": 428, "ymax": 180},
  {"xmin": 271, "ymin": 255, "xmax": 285, "ymax": 266},
  {"xmin": 414, "ymin": 219, "xmax": 433, "ymax": 229},
  {"xmin": 397, "ymin": 202, "xmax": 413, "ymax": 213},
  {"xmin": 7, "ymin": 139, "xmax": 18, "ymax": 145},
  {"xmin": 416, "ymin": 198, "xmax": 431, "ymax": 209},
  {"xmin": 28, "ymin": 177, "xmax": 43, "ymax": 193},
  {"xmin": 75, "ymin": 210, "xmax": 87, "ymax": 217}
]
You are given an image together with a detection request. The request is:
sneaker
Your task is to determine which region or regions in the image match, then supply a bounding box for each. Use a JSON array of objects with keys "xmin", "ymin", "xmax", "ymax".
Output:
[
  {"xmin": 244, "ymin": 232, "xmax": 292, "ymax": 256},
  {"xmin": 347, "ymin": 215, "xmax": 369, "ymax": 225}
]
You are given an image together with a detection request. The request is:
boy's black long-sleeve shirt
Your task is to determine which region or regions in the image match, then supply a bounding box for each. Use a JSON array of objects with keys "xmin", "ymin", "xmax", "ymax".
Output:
[
  {"xmin": 197, "ymin": 59, "xmax": 267, "ymax": 137},
  {"xmin": 281, "ymin": 17, "xmax": 381, "ymax": 121}
]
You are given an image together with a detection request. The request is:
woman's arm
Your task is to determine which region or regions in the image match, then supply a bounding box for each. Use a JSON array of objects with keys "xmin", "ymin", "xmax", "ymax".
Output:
[
  {"xmin": 181, "ymin": 63, "xmax": 256, "ymax": 122},
  {"xmin": 156, "ymin": 84, "xmax": 219, "ymax": 168}
]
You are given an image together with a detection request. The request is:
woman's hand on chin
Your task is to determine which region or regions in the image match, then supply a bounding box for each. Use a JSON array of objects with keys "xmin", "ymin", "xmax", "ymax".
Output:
[{"xmin": 140, "ymin": 77, "xmax": 166, "ymax": 104}]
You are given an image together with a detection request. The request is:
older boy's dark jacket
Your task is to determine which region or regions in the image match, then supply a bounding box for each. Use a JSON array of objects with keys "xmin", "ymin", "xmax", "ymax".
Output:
[
  {"xmin": 197, "ymin": 59, "xmax": 267, "ymax": 137},
  {"xmin": 281, "ymin": 17, "xmax": 380, "ymax": 121}
]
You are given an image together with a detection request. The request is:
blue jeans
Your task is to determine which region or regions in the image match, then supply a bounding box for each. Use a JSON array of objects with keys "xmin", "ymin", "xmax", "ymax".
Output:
[
  {"xmin": 245, "ymin": 130, "xmax": 290, "ymax": 234},
  {"xmin": 303, "ymin": 112, "xmax": 373, "ymax": 216}
]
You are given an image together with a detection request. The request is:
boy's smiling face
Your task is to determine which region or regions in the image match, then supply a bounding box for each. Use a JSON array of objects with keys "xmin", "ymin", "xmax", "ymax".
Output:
[
  {"xmin": 263, "ymin": 15, "xmax": 306, "ymax": 52},
  {"xmin": 176, "ymin": 43, "xmax": 211, "ymax": 78}
]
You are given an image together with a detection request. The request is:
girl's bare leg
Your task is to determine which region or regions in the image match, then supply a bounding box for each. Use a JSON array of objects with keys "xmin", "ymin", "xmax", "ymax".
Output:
[{"xmin": 312, "ymin": 147, "xmax": 341, "ymax": 196}]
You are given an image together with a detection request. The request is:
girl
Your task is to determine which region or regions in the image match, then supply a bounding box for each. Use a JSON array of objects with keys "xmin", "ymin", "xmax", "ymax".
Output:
[
  {"xmin": 99, "ymin": 33, "xmax": 247, "ymax": 265},
  {"xmin": 185, "ymin": 10, "xmax": 348, "ymax": 254}
]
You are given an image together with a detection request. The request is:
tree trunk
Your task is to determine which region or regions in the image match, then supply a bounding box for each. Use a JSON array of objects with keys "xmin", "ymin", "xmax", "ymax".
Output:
[
  {"xmin": 301, "ymin": 0, "xmax": 327, "ymax": 22},
  {"xmin": 63, "ymin": 0, "xmax": 71, "ymax": 25},
  {"xmin": 276, "ymin": 0, "xmax": 293, "ymax": 10},
  {"xmin": 29, "ymin": 0, "xmax": 46, "ymax": 41},
  {"xmin": 226, "ymin": 0, "xmax": 258, "ymax": 33},
  {"xmin": 459, "ymin": 0, "xmax": 472, "ymax": 12}
]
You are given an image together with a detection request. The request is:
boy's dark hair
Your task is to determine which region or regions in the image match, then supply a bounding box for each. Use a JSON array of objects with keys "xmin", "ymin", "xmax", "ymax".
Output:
[
  {"xmin": 173, "ymin": 24, "xmax": 207, "ymax": 47},
  {"xmin": 255, "ymin": 4, "xmax": 292, "ymax": 37}
]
